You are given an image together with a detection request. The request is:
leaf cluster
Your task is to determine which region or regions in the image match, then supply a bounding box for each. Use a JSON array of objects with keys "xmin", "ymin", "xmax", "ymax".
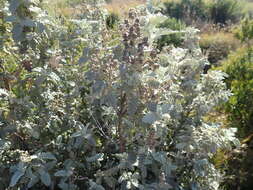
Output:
[{"xmin": 0, "ymin": 1, "xmax": 239, "ymax": 190}]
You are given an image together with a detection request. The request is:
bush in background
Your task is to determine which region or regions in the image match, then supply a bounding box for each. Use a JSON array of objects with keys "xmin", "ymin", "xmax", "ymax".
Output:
[
  {"xmin": 212, "ymin": 16, "xmax": 253, "ymax": 190},
  {"xmin": 162, "ymin": 0, "xmax": 208, "ymax": 24},
  {"xmin": 162, "ymin": 0, "xmax": 243, "ymax": 25},
  {"xmin": 209, "ymin": 0, "xmax": 242, "ymax": 24},
  {"xmin": 234, "ymin": 17, "xmax": 253, "ymax": 45},
  {"xmin": 219, "ymin": 18, "xmax": 253, "ymax": 137},
  {"xmin": 156, "ymin": 17, "xmax": 186, "ymax": 49},
  {"xmin": 220, "ymin": 136, "xmax": 253, "ymax": 190},
  {"xmin": 200, "ymin": 31, "xmax": 240, "ymax": 64},
  {"xmin": 0, "ymin": 1, "xmax": 239, "ymax": 190},
  {"xmin": 220, "ymin": 47, "xmax": 253, "ymax": 137},
  {"xmin": 106, "ymin": 12, "xmax": 120, "ymax": 29}
]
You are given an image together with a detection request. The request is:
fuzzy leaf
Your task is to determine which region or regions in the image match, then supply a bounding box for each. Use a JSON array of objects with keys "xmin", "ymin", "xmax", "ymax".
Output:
[
  {"xmin": 89, "ymin": 180, "xmax": 105, "ymax": 190},
  {"xmin": 38, "ymin": 152, "xmax": 57, "ymax": 160},
  {"xmin": 9, "ymin": 0, "xmax": 21, "ymax": 12},
  {"xmin": 9, "ymin": 171, "xmax": 25, "ymax": 187},
  {"xmin": 28, "ymin": 175, "xmax": 39, "ymax": 188},
  {"xmin": 54, "ymin": 170, "xmax": 73, "ymax": 177},
  {"xmin": 39, "ymin": 170, "xmax": 51, "ymax": 186},
  {"xmin": 142, "ymin": 112, "xmax": 159, "ymax": 124},
  {"xmin": 86, "ymin": 153, "xmax": 104, "ymax": 162}
]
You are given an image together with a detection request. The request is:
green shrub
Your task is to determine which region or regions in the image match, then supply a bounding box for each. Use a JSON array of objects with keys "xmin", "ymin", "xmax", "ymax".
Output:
[
  {"xmin": 209, "ymin": 0, "xmax": 242, "ymax": 24},
  {"xmin": 162, "ymin": 0, "xmax": 208, "ymax": 23},
  {"xmin": 156, "ymin": 17, "xmax": 186, "ymax": 49},
  {"xmin": 220, "ymin": 47, "xmax": 253, "ymax": 137},
  {"xmin": 234, "ymin": 17, "xmax": 253, "ymax": 44},
  {"xmin": 106, "ymin": 12, "xmax": 119, "ymax": 29},
  {"xmin": 219, "ymin": 18, "xmax": 253, "ymax": 136},
  {"xmin": 0, "ymin": 1, "xmax": 238, "ymax": 190},
  {"xmin": 215, "ymin": 18, "xmax": 253, "ymax": 190},
  {"xmin": 162, "ymin": 0, "xmax": 243, "ymax": 25},
  {"xmin": 220, "ymin": 135, "xmax": 253, "ymax": 190},
  {"xmin": 162, "ymin": 1, "xmax": 185, "ymax": 20}
]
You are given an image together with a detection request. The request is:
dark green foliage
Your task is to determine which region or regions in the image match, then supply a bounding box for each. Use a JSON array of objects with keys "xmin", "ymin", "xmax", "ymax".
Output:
[
  {"xmin": 209, "ymin": 0, "xmax": 242, "ymax": 24},
  {"xmin": 162, "ymin": 0, "xmax": 242, "ymax": 25},
  {"xmin": 162, "ymin": 1, "xmax": 184, "ymax": 20},
  {"xmin": 220, "ymin": 135, "xmax": 253, "ymax": 190},
  {"xmin": 162, "ymin": 0, "xmax": 208, "ymax": 24},
  {"xmin": 0, "ymin": 0, "xmax": 5, "ymax": 45},
  {"xmin": 234, "ymin": 17, "xmax": 253, "ymax": 44},
  {"xmin": 223, "ymin": 19, "xmax": 253, "ymax": 137},
  {"xmin": 106, "ymin": 12, "xmax": 119, "ymax": 29},
  {"xmin": 216, "ymin": 17, "xmax": 253, "ymax": 190},
  {"xmin": 221, "ymin": 47, "xmax": 253, "ymax": 137},
  {"xmin": 105, "ymin": 0, "xmax": 113, "ymax": 3},
  {"xmin": 156, "ymin": 18, "xmax": 186, "ymax": 49}
]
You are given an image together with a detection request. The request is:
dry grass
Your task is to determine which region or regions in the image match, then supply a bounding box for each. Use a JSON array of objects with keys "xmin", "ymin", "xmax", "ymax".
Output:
[
  {"xmin": 104, "ymin": 0, "xmax": 177, "ymax": 16},
  {"xmin": 43, "ymin": 0, "xmax": 77, "ymax": 17},
  {"xmin": 200, "ymin": 31, "xmax": 239, "ymax": 48},
  {"xmin": 44, "ymin": 0, "xmax": 253, "ymax": 18},
  {"xmin": 44, "ymin": 0, "xmax": 146, "ymax": 18},
  {"xmin": 200, "ymin": 31, "xmax": 241, "ymax": 64},
  {"xmin": 104, "ymin": 0, "xmax": 145, "ymax": 16}
]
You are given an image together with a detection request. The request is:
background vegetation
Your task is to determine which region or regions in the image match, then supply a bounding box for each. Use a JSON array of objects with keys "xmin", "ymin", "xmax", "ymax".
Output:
[{"xmin": 1, "ymin": 0, "xmax": 253, "ymax": 189}]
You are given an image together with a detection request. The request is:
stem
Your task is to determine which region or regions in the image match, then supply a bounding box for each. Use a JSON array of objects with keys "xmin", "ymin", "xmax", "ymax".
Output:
[{"xmin": 118, "ymin": 91, "xmax": 126, "ymax": 153}]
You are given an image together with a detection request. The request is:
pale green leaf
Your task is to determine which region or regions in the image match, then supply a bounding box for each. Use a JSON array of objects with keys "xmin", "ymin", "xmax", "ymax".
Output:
[
  {"xmin": 39, "ymin": 170, "xmax": 51, "ymax": 187},
  {"xmin": 142, "ymin": 112, "xmax": 159, "ymax": 124},
  {"xmin": 9, "ymin": 171, "xmax": 25, "ymax": 187},
  {"xmin": 86, "ymin": 153, "xmax": 104, "ymax": 162},
  {"xmin": 38, "ymin": 152, "xmax": 56, "ymax": 160},
  {"xmin": 54, "ymin": 170, "xmax": 73, "ymax": 177}
]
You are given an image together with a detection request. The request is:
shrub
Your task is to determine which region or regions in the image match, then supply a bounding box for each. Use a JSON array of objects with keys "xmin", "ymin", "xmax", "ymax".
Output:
[
  {"xmin": 215, "ymin": 18, "xmax": 253, "ymax": 190},
  {"xmin": 220, "ymin": 47, "xmax": 253, "ymax": 137},
  {"xmin": 234, "ymin": 17, "xmax": 253, "ymax": 45},
  {"xmin": 220, "ymin": 135, "xmax": 253, "ymax": 190},
  {"xmin": 162, "ymin": 0, "xmax": 208, "ymax": 24},
  {"xmin": 243, "ymin": 0, "xmax": 253, "ymax": 19},
  {"xmin": 0, "ymin": 1, "xmax": 238, "ymax": 190},
  {"xmin": 220, "ymin": 18, "xmax": 253, "ymax": 133},
  {"xmin": 200, "ymin": 31, "xmax": 240, "ymax": 64},
  {"xmin": 209, "ymin": 0, "xmax": 242, "ymax": 24},
  {"xmin": 162, "ymin": 0, "xmax": 243, "ymax": 25},
  {"xmin": 156, "ymin": 17, "xmax": 186, "ymax": 49},
  {"xmin": 106, "ymin": 12, "xmax": 120, "ymax": 29}
]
